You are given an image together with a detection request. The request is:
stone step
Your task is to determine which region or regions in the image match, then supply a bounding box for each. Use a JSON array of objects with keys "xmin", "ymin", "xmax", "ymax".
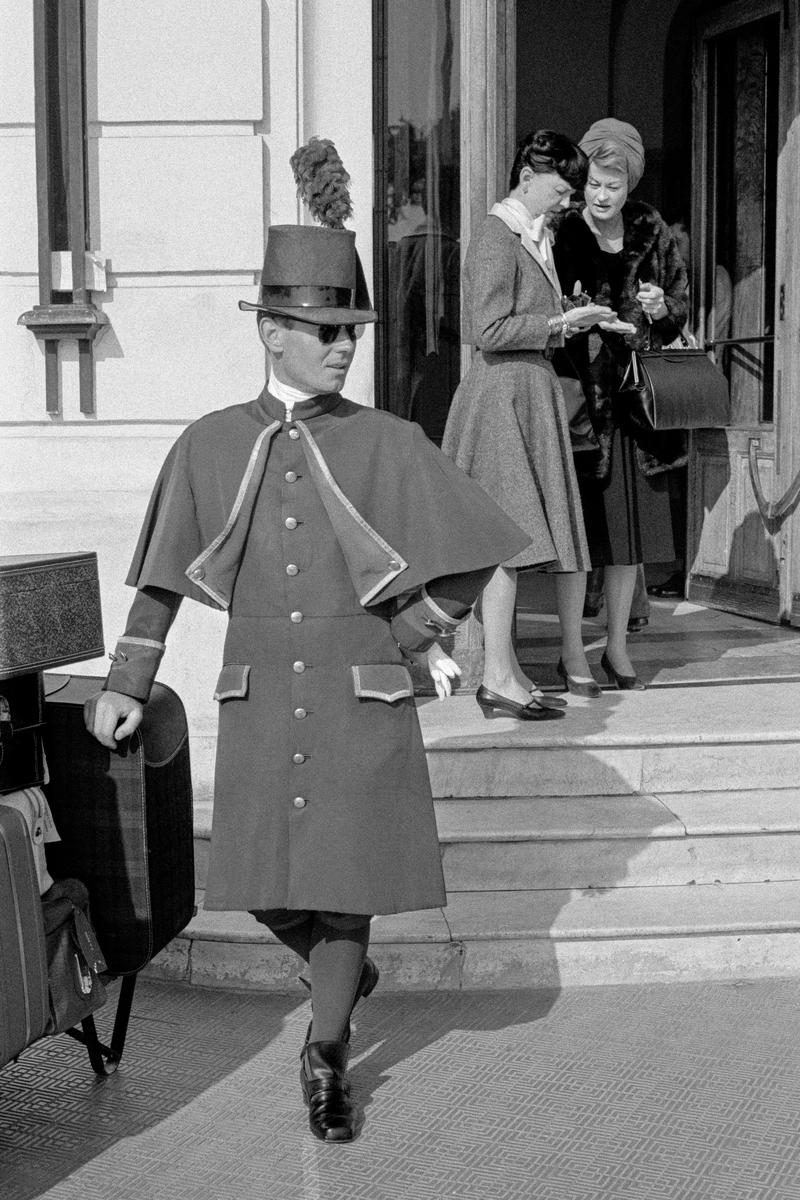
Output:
[
  {"xmin": 439, "ymin": 788, "xmax": 800, "ymax": 890},
  {"xmin": 419, "ymin": 682, "xmax": 800, "ymax": 797},
  {"xmin": 193, "ymin": 788, "xmax": 800, "ymax": 891},
  {"xmin": 145, "ymin": 880, "xmax": 800, "ymax": 991}
]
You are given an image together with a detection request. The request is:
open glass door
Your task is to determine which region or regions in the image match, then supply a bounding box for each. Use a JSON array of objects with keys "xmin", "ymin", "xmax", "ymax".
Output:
[{"xmin": 687, "ymin": 1, "xmax": 784, "ymax": 621}]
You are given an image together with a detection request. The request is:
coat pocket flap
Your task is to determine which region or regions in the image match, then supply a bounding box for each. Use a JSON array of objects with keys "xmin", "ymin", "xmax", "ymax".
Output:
[
  {"xmin": 214, "ymin": 664, "xmax": 251, "ymax": 701},
  {"xmin": 351, "ymin": 664, "xmax": 414, "ymax": 703}
]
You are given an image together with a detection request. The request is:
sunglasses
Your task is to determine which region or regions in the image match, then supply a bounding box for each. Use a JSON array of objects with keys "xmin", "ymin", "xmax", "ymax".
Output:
[{"xmin": 284, "ymin": 316, "xmax": 364, "ymax": 345}]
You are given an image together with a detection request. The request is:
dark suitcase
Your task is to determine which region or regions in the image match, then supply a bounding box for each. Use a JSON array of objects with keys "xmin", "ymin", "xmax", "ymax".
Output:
[
  {"xmin": 0, "ymin": 673, "xmax": 47, "ymax": 795},
  {"xmin": 41, "ymin": 673, "xmax": 195, "ymax": 1075},
  {"xmin": 0, "ymin": 807, "xmax": 50, "ymax": 1069},
  {"xmin": 43, "ymin": 674, "xmax": 195, "ymax": 976}
]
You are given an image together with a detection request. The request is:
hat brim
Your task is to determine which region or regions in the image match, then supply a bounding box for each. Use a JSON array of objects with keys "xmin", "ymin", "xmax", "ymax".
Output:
[{"xmin": 239, "ymin": 301, "xmax": 377, "ymax": 324}]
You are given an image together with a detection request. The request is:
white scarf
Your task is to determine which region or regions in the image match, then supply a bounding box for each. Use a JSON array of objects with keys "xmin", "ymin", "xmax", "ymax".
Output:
[{"xmin": 489, "ymin": 197, "xmax": 562, "ymax": 294}]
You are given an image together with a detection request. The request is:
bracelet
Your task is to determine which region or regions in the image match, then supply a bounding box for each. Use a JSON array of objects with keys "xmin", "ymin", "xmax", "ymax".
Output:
[{"xmin": 547, "ymin": 314, "xmax": 566, "ymax": 338}]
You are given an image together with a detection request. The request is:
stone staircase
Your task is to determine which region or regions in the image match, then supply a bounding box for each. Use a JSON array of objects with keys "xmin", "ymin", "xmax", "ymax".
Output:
[{"xmin": 148, "ymin": 678, "xmax": 800, "ymax": 991}]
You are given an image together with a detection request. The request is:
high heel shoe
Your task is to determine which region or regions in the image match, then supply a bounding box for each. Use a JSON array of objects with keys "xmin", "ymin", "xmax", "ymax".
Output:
[
  {"xmin": 476, "ymin": 685, "xmax": 564, "ymax": 721},
  {"xmin": 556, "ymin": 659, "xmax": 602, "ymax": 699},
  {"xmin": 600, "ymin": 651, "xmax": 646, "ymax": 691}
]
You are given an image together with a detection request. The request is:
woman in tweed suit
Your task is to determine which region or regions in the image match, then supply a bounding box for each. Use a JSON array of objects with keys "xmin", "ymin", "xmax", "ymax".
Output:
[{"xmin": 442, "ymin": 130, "xmax": 621, "ymax": 720}]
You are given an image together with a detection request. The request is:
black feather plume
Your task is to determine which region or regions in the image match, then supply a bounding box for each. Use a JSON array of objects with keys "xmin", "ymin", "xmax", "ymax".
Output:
[{"xmin": 290, "ymin": 137, "xmax": 353, "ymax": 229}]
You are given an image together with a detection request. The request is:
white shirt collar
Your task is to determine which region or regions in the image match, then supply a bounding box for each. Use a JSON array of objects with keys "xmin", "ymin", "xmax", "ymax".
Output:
[{"xmin": 268, "ymin": 369, "xmax": 317, "ymax": 417}]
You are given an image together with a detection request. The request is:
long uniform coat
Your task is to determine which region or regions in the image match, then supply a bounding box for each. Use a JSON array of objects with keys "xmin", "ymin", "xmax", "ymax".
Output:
[
  {"xmin": 105, "ymin": 389, "xmax": 528, "ymax": 916},
  {"xmin": 441, "ymin": 214, "xmax": 590, "ymax": 572},
  {"xmin": 552, "ymin": 202, "xmax": 689, "ymax": 565}
]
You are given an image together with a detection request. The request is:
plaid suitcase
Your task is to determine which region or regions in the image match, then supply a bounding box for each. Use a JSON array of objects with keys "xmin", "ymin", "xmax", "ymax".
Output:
[
  {"xmin": 42, "ymin": 674, "xmax": 195, "ymax": 976},
  {"xmin": 0, "ymin": 806, "xmax": 50, "ymax": 1069}
]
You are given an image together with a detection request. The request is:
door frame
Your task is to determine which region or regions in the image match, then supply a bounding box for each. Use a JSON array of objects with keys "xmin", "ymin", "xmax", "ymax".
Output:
[{"xmin": 687, "ymin": 0, "xmax": 800, "ymax": 622}]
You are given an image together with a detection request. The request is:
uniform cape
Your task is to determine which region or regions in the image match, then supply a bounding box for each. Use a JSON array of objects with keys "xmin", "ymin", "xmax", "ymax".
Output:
[{"xmin": 125, "ymin": 393, "xmax": 530, "ymax": 606}]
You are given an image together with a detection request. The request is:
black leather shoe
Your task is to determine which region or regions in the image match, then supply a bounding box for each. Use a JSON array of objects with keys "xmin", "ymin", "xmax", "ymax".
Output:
[
  {"xmin": 556, "ymin": 659, "xmax": 602, "ymax": 699},
  {"xmin": 600, "ymin": 651, "xmax": 646, "ymax": 691},
  {"xmin": 300, "ymin": 1041, "xmax": 358, "ymax": 1142},
  {"xmin": 647, "ymin": 573, "xmax": 684, "ymax": 598},
  {"xmin": 627, "ymin": 616, "xmax": 649, "ymax": 632},
  {"xmin": 476, "ymin": 685, "xmax": 564, "ymax": 721}
]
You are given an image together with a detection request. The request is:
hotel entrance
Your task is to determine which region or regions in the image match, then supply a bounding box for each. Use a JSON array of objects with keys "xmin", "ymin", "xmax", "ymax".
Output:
[{"xmin": 374, "ymin": 0, "xmax": 800, "ymax": 634}]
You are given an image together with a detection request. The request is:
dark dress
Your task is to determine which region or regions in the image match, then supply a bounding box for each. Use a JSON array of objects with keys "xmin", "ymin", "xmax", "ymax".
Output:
[{"xmin": 553, "ymin": 203, "xmax": 689, "ymax": 567}]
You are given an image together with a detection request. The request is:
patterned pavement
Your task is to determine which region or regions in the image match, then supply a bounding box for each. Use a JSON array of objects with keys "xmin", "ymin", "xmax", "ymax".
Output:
[{"xmin": 2, "ymin": 977, "xmax": 800, "ymax": 1199}]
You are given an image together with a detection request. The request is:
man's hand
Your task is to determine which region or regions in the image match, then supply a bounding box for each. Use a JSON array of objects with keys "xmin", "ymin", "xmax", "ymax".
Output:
[
  {"xmin": 84, "ymin": 689, "xmax": 144, "ymax": 749},
  {"xmin": 425, "ymin": 642, "xmax": 462, "ymax": 700}
]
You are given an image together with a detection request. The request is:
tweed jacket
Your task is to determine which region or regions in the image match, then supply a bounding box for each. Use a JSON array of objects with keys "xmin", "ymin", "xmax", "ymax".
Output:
[{"xmin": 441, "ymin": 214, "xmax": 590, "ymax": 572}]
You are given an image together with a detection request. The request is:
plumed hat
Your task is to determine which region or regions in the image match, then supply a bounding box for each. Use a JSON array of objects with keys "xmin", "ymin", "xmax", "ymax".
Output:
[
  {"xmin": 239, "ymin": 137, "xmax": 377, "ymax": 324},
  {"xmin": 579, "ymin": 118, "xmax": 645, "ymax": 190}
]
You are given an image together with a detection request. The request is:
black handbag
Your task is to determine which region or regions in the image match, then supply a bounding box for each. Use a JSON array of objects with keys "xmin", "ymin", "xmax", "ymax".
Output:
[{"xmin": 614, "ymin": 337, "xmax": 730, "ymax": 436}]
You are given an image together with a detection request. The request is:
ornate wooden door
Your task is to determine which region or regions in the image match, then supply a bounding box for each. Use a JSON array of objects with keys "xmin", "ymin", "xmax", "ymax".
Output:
[{"xmin": 687, "ymin": 0, "xmax": 800, "ymax": 623}]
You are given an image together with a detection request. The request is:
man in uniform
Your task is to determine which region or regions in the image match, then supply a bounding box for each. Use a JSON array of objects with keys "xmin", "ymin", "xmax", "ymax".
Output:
[{"xmin": 86, "ymin": 182, "xmax": 529, "ymax": 1142}]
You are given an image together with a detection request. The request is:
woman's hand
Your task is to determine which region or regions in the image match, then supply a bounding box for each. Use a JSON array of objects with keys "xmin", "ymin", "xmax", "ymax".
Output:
[
  {"xmin": 636, "ymin": 280, "xmax": 668, "ymax": 320},
  {"xmin": 563, "ymin": 303, "xmax": 616, "ymax": 334},
  {"xmin": 597, "ymin": 317, "xmax": 637, "ymax": 334}
]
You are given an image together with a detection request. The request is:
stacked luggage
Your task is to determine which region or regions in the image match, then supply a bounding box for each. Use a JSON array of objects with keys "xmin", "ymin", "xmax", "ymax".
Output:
[{"xmin": 0, "ymin": 553, "xmax": 195, "ymax": 1077}]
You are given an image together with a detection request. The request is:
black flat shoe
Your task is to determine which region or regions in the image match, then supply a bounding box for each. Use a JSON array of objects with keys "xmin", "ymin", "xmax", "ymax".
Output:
[
  {"xmin": 627, "ymin": 616, "xmax": 649, "ymax": 632},
  {"xmin": 476, "ymin": 685, "xmax": 564, "ymax": 721},
  {"xmin": 647, "ymin": 573, "xmax": 684, "ymax": 598},
  {"xmin": 556, "ymin": 659, "xmax": 602, "ymax": 699},
  {"xmin": 300, "ymin": 1041, "xmax": 358, "ymax": 1142},
  {"xmin": 600, "ymin": 651, "xmax": 646, "ymax": 691}
]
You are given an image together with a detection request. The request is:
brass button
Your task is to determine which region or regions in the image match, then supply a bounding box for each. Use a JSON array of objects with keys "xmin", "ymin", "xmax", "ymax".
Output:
[
  {"xmin": 289, "ymin": 428, "xmax": 300, "ymax": 440},
  {"xmin": 285, "ymin": 517, "xmax": 298, "ymax": 530},
  {"xmin": 294, "ymin": 707, "xmax": 307, "ymax": 719},
  {"xmin": 293, "ymin": 661, "xmax": 306, "ymax": 673},
  {"xmin": 290, "ymin": 611, "xmax": 303, "ymax": 623},
  {"xmin": 190, "ymin": 567, "xmax": 205, "ymax": 580},
  {"xmin": 293, "ymin": 796, "xmax": 307, "ymax": 809},
  {"xmin": 388, "ymin": 559, "xmax": 401, "ymax": 570},
  {"xmin": 286, "ymin": 563, "xmax": 299, "ymax": 576},
  {"xmin": 292, "ymin": 752, "xmax": 305, "ymax": 764},
  {"xmin": 285, "ymin": 470, "xmax": 298, "ymax": 483}
]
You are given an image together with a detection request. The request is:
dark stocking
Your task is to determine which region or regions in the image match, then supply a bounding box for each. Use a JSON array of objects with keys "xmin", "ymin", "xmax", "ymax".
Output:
[{"xmin": 308, "ymin": 916, "xmax": 371, "ymax": 1043}]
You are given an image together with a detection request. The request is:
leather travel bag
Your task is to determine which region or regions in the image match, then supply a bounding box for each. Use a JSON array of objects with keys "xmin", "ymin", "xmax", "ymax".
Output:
[
  {"xmin": 0, "ymin": 806, "xmax": 50, "ymax": 1069},
  {"xmin": 614, "ymin": 339, "xmax": 730, "ymax": 436},
  {"xmin": 42, "ymin": 878, "xmax": 107, "ymax": 1035}
]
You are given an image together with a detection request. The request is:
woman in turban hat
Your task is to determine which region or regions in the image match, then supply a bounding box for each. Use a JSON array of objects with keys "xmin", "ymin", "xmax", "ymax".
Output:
[{"xmin": 552, "ymin": 119, "xmax": 689, "ymax": 691}]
